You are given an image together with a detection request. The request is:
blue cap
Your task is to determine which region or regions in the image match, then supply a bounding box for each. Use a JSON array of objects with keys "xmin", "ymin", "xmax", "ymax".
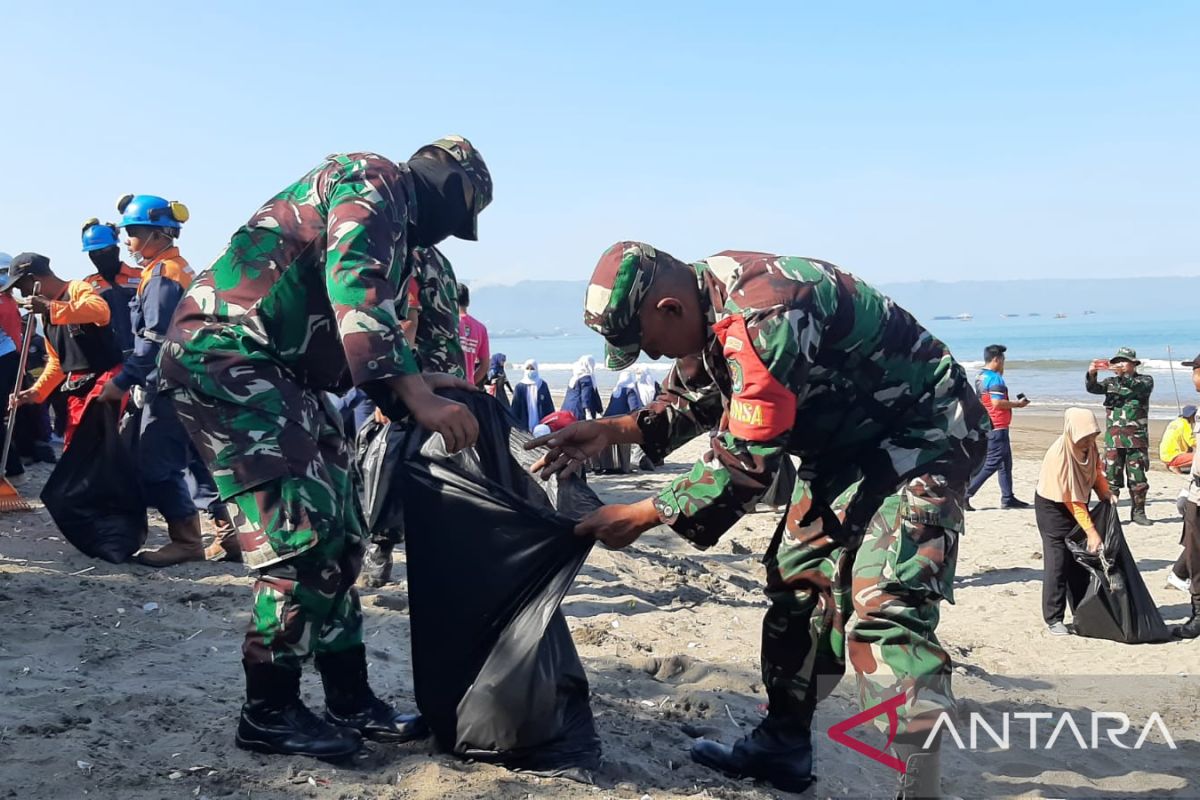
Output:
[
  {"xmin": 116, "ymin": 194, "xmax": 189, "ymax": 230},
  {"xmin": 1183, "ymin": 405, "xmax": 1197, "ymax": 418}
]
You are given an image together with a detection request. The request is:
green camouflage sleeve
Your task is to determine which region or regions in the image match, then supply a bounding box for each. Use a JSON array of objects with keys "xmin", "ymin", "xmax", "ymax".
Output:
[
  {"xmin": 636, "ymin": 355, "xmax": 725, "ymax": 461},
  {"xmin": 1084, "ymin": 372, "xmax": 1110, "ymax": 396},
  {"xmin": 326, "ymin": 155, "xmax": 420, "ymax": 386},
  {"xmin": 411, "ymin": 247, "xmax": 466, "ymax": 377},
  {"xmin": 653, "ymin": 307, "xmax": 813, "ymax": 548}
]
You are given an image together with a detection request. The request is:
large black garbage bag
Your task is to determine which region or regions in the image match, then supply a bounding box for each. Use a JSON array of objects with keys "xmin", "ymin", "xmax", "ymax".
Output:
[
  {"xmin": 41, "ymin": 401, "xmax": 147, "ymax": 563},
  {"xmin": 367, "ymin": 389, "xmax": 602, "ymax": 774},
  {"xmin": 1065, "ymin": 503, "xmax": 1171, "ymax": 643}
]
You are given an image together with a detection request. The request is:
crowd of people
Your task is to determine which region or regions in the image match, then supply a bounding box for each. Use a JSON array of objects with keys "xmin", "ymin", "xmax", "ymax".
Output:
[{"xmin": 2, "ymin": 137, "xmax": 1197, "ymax": 800}]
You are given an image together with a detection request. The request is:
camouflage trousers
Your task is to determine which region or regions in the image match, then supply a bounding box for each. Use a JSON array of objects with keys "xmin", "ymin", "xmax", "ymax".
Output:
[
  {"xmin": 172, "ymin": 387, "xmax": 367, "ymax": 671},
  {"xmin": 761, "ymin": 472, "xmax": 963, "ymax": 738},
  {"xmin": 1105, "ymin": 446, "xmax": 1149, "ymax": 510}
]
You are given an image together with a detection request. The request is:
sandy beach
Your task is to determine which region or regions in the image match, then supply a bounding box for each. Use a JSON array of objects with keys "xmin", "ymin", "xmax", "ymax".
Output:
[{"xmin": 2, "ymin": 411, "xmax": 1197, "ymax": 799}]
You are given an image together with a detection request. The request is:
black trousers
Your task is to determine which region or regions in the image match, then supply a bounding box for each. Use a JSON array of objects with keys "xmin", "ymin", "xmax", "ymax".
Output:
[
  {"xmin": 1034, "ymin": 493, "xmax": 1089, "ymax": 625},
  {"xmin": 0, "ymin": 351, "xmax": 24, "ymax": 477},
  {"xmin": 1182, "ymin": 499, "xmax": 1200, "ymax": 600}
]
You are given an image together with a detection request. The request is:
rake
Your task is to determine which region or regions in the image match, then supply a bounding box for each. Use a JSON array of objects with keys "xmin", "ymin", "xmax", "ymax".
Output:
[{"xmin": 0, "ymin": 283, "xmax": 41, "ymax": 512}]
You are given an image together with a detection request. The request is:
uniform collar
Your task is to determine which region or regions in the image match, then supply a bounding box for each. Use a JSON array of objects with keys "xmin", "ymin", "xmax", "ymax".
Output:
[{"xmin": 142, "ymin": 246, "xmax": 182, "ymax": 273}]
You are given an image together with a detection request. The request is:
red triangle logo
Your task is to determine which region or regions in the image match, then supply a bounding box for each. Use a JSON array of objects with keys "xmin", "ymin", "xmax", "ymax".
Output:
[{"xmin": 826, "ymin": 692, "xmax": 908, "ymax": 773}]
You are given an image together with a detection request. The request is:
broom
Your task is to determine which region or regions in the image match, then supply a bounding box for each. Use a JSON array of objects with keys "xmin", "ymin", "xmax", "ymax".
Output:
[{"xmin": 0, "ymin": 282, "xmax": 41, "ymax": 512}]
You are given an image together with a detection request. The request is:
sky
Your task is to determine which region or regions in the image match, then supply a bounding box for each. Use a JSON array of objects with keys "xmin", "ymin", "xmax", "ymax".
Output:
[{"xmin": 1, "ymin": 2, "xmax": 1196, "ymax": 286}]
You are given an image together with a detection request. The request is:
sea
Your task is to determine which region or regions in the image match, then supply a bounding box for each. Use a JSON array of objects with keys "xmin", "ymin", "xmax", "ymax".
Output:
[{"xmin": 491, "ymin": 311, "xmax": 1197, "ymax": 419}]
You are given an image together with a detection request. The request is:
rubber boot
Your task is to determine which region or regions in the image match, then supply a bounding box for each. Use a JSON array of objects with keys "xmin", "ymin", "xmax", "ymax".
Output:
[
  {"xmin": 204, "ymin": 509, "xmax": 242, "ymax": 563},
  {"xmin": 893, "ymin": 739, "xmax": 946, "ymax": 799},
  {"xmin": 316, "ymin": 644, "xmax": 428, "ymax": 743},
  {"xmin": 358, "ymin": 541, "xmax": 394, "ymax": 589},
  {"xmin": 1171, "ymin": 595, "xmax": 1200, "ymax": 640},
  {"xmin": 690, "ymin": 717, "xmax": 815, "ymax": 793},
  {"xmin": 137, "ymin": 515, "xmax": 205, "ymax": 567},
  {"xmin": 236, "ymin": 662, "xmax": 362, "ymax": 759}
]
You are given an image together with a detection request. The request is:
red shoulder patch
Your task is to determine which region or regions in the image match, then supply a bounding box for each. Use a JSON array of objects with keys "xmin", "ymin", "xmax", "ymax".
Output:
[{"xmin": 714, "ymin": 315, "xmax": 796, "ymax": 441}]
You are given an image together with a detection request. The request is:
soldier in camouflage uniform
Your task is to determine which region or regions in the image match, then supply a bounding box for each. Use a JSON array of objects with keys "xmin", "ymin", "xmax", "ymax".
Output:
[
  {"xmin": 1086, "ymin": 346, "xmax": 1154, "ymax": 525},
  {"xmin": 160, "ymin": 136, "xmax": 492, "ymax": 759},
  {"xmin": 529, "ymin": 243, "xmax": 988, "ymax": 796}
]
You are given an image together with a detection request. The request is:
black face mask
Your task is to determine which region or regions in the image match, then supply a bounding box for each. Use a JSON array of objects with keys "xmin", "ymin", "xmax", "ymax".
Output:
[
  {"xmin": 89, "ymin": 247, "xmax": 123, "ymax": 283},
  {"xmin": 407, "ymin": 157, "xmax": 472, "ymax": 248}
]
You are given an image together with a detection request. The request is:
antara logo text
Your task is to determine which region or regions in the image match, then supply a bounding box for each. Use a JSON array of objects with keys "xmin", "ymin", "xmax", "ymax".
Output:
[{"xmin": 828, "ymin": 693, "xmax": 1176, "ymax": 774}]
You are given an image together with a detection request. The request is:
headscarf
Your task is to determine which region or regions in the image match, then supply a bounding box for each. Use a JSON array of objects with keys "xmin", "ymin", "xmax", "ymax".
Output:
[
  {"xmin": 522, "ymin": 359, "xmax": 543, "ymax": 430},
  {"xmin": 1037, "ymin": 407, "xmax": 1102, "ymax": 503},
  {"xmin": 568, "ymin": 354, "xmax": 596, "ymax": 389},
  {"xmin": 488, "ymin": 352, "xmax": 507, "ymax": 381},
  {"xmin": 612, "ymin": 369, "xmax": 637, "ymax": 399},
  {"xmin": 635, "ymin": 365, "xmax": 657, "ymax": 407}
]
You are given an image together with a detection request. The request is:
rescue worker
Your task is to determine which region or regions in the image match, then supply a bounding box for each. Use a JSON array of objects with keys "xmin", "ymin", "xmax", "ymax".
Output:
[
  {"xmin": 158, "ymin": 137, "xmax": 492, "ymax": 759},
  {"xmin": 1086, "ymin": 347, "xmax": 1155, "ymax": 525},
  {"xmin": 80, "ymin": 219, "xmax": 140, "ymax": 354},
  {"xmin": 96, "ymin": 195, "xmax": 207, "ymax": 566},
  {"xmin": 3, "ymin": 252, "xmax": 122, "ymax": 448},
  {"xmin": 530, "ymin": 243, "xmax": 988, "ymax": 797}
]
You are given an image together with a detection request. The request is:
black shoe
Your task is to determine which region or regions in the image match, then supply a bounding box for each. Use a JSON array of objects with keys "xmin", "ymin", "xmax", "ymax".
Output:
[
  {"xmin": 316, "ymin": 645, "xmax": 429, "ymax": 743},
  {"xmin": 1001, "ymin": 498, "xmax": 1031, "ymax": 510},
  {"xmin": 1172, "ymin": 598, "xmax": 1200, "ymax": 640},
  {"xmin": 32, "ymin": 442, "xmax": 57, "ymax": 465},
  {"xmin": 964, "ymin": 498, "xmax": 976, "ymax": 512},
  {"xmin": 893, "ymin": 740, "xmax": 944, "ymax": 799},
  {"xmin": 690, "ymin": 721, "xmax": 815, "ymax": 793},
  {"xmin": 358, "ymin": 541, "xmax": 394, "ymax": 589},
  {"xmin": 237, "ymin": 663, "xmax": 362, "ymax": 760},
  {"xmin": 1131, "ymin": 508, "xmax": 1153, "ymax": 526}
]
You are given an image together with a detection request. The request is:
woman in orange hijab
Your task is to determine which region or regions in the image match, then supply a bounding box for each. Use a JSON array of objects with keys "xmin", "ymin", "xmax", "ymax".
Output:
[{"xmin": 1034, "ymin": 407, "xmax": 1115, "ymax": 635}]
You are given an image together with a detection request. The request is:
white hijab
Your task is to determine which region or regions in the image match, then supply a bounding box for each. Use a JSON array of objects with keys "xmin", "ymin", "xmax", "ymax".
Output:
[
  {"xmin": 522, "ymin": 359, "xmax": 543, "ymax": 428},
  {"xmin": 612, "ymin": 370, "xmax": 636, "ymax": 399},
  {"xmin": 635, "ymin": 365, "xmax": 657, "ymax": 406},
  {"xmin": 568, "ymin": 355, "xmax": 596, "ymax": 389}
]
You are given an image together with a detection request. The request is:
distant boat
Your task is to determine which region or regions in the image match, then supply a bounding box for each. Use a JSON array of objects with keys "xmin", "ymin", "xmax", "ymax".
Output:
[
  {"xmin": 955, "ymin": 313, "xmax": 973, "ymax": 321},
  {"xmin": 933, "ymin": 315, "xmax": 955, "ymax": 320},
  {"xmin": 1083, "ymin": 310, "xmax": 1096, "ymax": 316},
  {"xmin": 1054, "ymin": 313, "xmax": 1068, "ymax": 319},
  {"xmin": 1028, "ymin": 313, "xmax": 1041, "ymax": 317},
  {"xmin": 1002, "ymin": 313, "xmax": 1020, "ymax": 318}
]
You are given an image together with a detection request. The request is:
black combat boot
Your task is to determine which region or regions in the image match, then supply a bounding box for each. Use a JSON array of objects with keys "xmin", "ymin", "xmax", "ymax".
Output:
[
  {"xmin": 1172, "ymin": 595, "xmax": 1200, "ymax": 640},
  {"xmin": 236, "ymin": 662, "xmax": 362, "ymax": 759},
  {"xmin": 690, "ymin": 717, "xmax": 815, "ymax": 793},
  {"xmin": 316, "ymin": 645, "xmax": 428, "ymax": 742},
  {"xmin": 1130, "ymin": 506, "xmax": 1152, "ymax": 526},
  {"xmin": 893, "ymin": 737, "xmax": 947, "ymax": 799}
]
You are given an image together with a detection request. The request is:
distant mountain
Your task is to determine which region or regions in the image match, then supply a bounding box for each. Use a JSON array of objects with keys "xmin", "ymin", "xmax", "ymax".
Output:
[{"xmin": 468, "ymin": 276, "xmax": 1193, "ymax": 338}]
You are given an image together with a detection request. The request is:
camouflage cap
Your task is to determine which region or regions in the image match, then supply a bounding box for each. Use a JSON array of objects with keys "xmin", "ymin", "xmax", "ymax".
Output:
[
  {"xmin": 583, "ymin": 241, "xmax": 666, "ymax": 370},
  {"xmin": 414, "ymin": 135, "xmax": 492, "ymax": 241},
  {"xmin": 1110, "ymin": 346, "xmax": 1141, "ymax": 365}
]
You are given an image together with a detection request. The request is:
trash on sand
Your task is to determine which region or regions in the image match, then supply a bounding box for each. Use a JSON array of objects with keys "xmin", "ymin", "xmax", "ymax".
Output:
[
  {"xmin": 76, "ymin": 760, "xmax": 92, "ymax": 775},
  {"xmin": 142, "ymin": 602, "xmax": 159, "ymax": 613}
]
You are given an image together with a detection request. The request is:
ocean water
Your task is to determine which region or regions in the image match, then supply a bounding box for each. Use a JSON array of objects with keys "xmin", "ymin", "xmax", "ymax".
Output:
[{"xmin": 492, "ymin": 311, "xmax": 1197, "ymax": 418}]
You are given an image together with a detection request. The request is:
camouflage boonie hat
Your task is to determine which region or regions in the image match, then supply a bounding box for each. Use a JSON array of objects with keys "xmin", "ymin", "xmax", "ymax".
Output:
[
  {"xmin": 583, "ymin": 241, "xmax": 668, "ymax": 370},
  {"xmin": 1110, "ymin": 346, "xmax": 1141, "ymax": 365},
  {"xmin": 414, "ymin": 135, "xmax": 492, "ymax": 241}
]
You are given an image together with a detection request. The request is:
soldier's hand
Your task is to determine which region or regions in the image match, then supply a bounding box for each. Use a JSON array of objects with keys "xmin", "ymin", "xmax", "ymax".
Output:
[
  {"xmin": 423, "ymin": 372, "xmax": 478, "ymax": 392},
  {"xmin": 527, "ymin": 420, "xmax": 611, "ymax": 480},
  {"xmin": 97, "ymin": 380, "xmax": 127, "ymax": 404},
  {"xmin": 410, "ymin": 394, "xmax": 479, "ymax": 453},
  {"xmin": 575, "ymin": 499, "xmax": 660, "ymax": 549}
]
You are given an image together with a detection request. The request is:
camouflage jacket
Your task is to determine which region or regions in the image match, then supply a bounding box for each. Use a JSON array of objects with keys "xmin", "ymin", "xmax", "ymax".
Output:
[
  {"xmin": 636, "ymin": 251, "xmax": 987, "ymax": 548},
  {"xmin": 1085, "ymin": 371, "xmax": 1154, "ymax": 448},
  {"xmin": 406, "ymin": 246, "xmax": 465, "ymax": 378},
  {"xmin": 159, "ymin": 153, "xmax": 420, "ymax": 421}
]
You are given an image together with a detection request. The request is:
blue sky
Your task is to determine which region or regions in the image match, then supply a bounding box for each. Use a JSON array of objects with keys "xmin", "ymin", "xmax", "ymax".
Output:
[{"xmin": 1, "ymin": 2, "xmax": 1195, "ymax": 285}]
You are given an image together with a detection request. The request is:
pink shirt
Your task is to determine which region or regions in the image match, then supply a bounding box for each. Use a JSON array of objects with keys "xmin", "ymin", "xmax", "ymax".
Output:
[{"xmin": 458, "ymin": 312, "xmax": 489, "ymax": 381}]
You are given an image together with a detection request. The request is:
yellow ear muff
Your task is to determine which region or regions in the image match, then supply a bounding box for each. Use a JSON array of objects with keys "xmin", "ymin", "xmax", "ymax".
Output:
[
  {"xmin": 82, "ymin": 216, "xmax": 100, "ymax": 233},
  {"xmin": 116, "ymin": 194, "xmax": 134, "ymax": 213},
  {"xmin": 169, "ymin": 201, "xmax": 190, "ymax": 224}
]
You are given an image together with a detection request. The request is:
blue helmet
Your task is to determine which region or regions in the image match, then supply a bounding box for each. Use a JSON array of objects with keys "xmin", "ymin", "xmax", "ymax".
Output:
[
  {"xmin": 116, "ymin": 194, "xmax": 190, "ymax": 230},
  {"xmin": 81, "ymin": 218, "xmax": 121, "ymax": 251}
]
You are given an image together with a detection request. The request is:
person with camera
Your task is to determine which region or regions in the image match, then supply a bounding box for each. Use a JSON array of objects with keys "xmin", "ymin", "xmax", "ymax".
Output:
[
  {"xmin": 1086, "ymin": 347, "xmax": 1155, "ymax": 525},
  {"xmin": 966, "ymin": 344, "xmax": 1031, "ymax": 510}
]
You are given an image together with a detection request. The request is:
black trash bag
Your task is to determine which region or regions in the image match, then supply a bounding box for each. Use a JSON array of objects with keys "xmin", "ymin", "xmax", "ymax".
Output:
[
  {"xmin": 367, "ymin": 389, "xmax": 602, "ymax": 775},
  {"xmin": 41, "ymin": 401, "xmax": 147, "ymax": 563},
  {"xmin": 1065, "ymin": 502, "xmax": 1171, "ymax": 643}
]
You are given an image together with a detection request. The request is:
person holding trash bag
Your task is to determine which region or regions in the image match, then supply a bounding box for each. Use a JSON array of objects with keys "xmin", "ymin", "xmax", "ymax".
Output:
[
  {"xmin": 2, "ymin": 252, "xmax": 122, "ymax": 449},
  {"xmin": 159, "ymin": 137, "xmax": 492, "ymax": 760},
  {"xmin": 1034, "ymin": 408, "xmax": 1112, "ymax": 635},
  {"xmin": 529, "ymin": 243, "xmax": 988, "ymax": 797}
]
